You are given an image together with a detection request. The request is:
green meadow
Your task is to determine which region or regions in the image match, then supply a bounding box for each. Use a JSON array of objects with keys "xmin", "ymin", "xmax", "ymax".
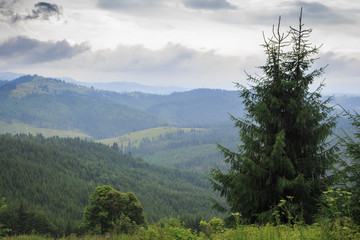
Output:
[
  {"xmin": 0, "ymin": 121, "xmax": 92, "ymax": 139},
  {"xmin": 98, "ymin": 126, "xmax": 205, "ymax": 149}
]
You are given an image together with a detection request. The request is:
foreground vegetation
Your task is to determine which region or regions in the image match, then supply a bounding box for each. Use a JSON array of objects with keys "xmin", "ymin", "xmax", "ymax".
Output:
[{"xmin": 3, "ymin": 218, "xmax": 360, "ymax": 240}]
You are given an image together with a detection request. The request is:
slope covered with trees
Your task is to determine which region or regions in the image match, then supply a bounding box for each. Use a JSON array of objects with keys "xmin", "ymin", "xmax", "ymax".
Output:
[
  {"xmin": 0, "ymin": 75, "xmax": 164, "ymax": 139},
  {"xmin": 107, "ymin": 89, "xmax": 244, "ymax": 127},
  {"xmin": 0, "ymin": 134, "xmax": 222, "ymax": 234},
  {"xmin": 0, "ymin": 74, "xmax": 357, "ymax": 140}
]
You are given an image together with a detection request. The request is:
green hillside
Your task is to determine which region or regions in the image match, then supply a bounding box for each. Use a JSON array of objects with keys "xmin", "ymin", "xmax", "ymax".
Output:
[
  {"xmin": 118, "ymin": 125, "xmax": 238, "ymax": 173},
  {"xmin": 0, "ymin": 120, "xmax": 92, "ymax": 139},
  {"xmin": 107, "ymin": 89, "xmax": 244, "ymax": 126},
  {"xmin": 0, "ymin": 134, "xmax": 222, "ymax": 227},
  {"xmin": 0, "ymin": 75, "xmax": 165, "ymax": 139},
  {"xmin": 98, "ymin": 126, "xmax": 205, "ymax": 150},
  {"xmin": 1, "ymin": 75, "xmax": 358, "ymax": 175}
]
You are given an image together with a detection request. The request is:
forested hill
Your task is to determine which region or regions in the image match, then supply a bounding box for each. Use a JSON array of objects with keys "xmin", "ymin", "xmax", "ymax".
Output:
[
  {"xmin": 0, "ymin": 134, "xmax": 221, "ymax": 227},
  {"xmin": 0, "ymin": 75, "xmax": 164, "ymax": 139},
  {"xmin": 0, "ymin": 75, "xmax": 244, "ymax": 139},
  {"xmin": 0, "ymin": 75, "xmax": 358, "ymax": 140},
  {"xmin": 110, "ymin": 89, "xmax": 244, "ymax": 126}
]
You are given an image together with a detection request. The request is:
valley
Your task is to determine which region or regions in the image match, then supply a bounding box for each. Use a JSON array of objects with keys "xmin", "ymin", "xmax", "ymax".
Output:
[{"xmin": 0, "ymin": 74, "xmax": 359, "ymax": 235}]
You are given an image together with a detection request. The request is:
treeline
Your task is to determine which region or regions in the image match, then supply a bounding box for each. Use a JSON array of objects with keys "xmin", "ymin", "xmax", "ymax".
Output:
[
  {"xmin": 0, "ymin": 203, "xmax": 63, "ymax": 237},
  {"xmin": 0, "ymin": 134, "xmax": 222, "ymax": 236}
]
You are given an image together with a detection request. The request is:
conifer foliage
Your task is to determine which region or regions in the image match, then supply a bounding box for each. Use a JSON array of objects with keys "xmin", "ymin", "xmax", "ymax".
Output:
[
  {"xmin": 337, "ymin": 110, "xmax": 360, "ymax": 224},
  {"xmin": 210, "ymin": 10, "xmax": 337, "ymax": 223}
]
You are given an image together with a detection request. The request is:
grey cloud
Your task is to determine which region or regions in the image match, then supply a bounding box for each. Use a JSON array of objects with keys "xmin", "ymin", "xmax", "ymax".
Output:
[
  {"xmin": 183, "ymin": 0, "xmax": 237, "ymax": 10},
  {"xmin": 0, "ymin": 36, "xmax": 90, "ymax": 64},
  {"xmin": 298, "ymin": 1, "xmax": 355, "ymax": 25},
  {"xmin": 0, "ymin": 0, "xmax": 19, "ymax": 20},
  {"xmin": 64, "ymin": 43, "xmax": 241, "ymax": 82},
  {"xmin": 97, "ymin": 0, "xmax": 163, "ymax": 9},
  {"xmin": 210, "ymin": 1, "xmax": 357, "ymax": 27},
  {"xmin": 26, "ymin": 2, "xmax": 62, "ymax": 20},
  {"xmin": 314, "ymin": 51, "xmax": 360, "ymax": 94},
  {"xmin": 98, "ymin": 0, "xmax": 237, "ymax": 11},
  {"xmin": 78, "ymin": 43, "xmax": 243, "ymax": 88},
  {"xmin": 318, "ymin": 51, "xmax": 360, "ymax": 76},
  {"xmin": 86, "ymin": 44, "xmax": 198, "ymax": 73},
  {"xmin": 0, "ymin": 1, "xmax": 62, "ymax": 23}
]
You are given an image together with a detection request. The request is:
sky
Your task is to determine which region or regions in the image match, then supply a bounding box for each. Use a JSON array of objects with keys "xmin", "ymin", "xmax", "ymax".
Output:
[{"xmin": 0, "ymin": 0, "xmax": 359, "ymax": 94}]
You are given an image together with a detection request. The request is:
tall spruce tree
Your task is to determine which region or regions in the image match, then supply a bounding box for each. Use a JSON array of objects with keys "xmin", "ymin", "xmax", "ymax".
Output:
[{"xmin": 210, "ymin": 10, "xmax": 337, "ymax": 223}]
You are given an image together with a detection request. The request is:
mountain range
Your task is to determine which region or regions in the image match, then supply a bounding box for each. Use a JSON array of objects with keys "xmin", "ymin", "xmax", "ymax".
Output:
[
  {"xmin": 0, "ymin": 75, "xmax": 246, "ymax": 139},
  {"xmin": 1, "ymin": 74, "xmax": 359, "ymax": 233},
  {"xmin": 0, "ymin": 72, "xmax": 189, "ymax": 95}
]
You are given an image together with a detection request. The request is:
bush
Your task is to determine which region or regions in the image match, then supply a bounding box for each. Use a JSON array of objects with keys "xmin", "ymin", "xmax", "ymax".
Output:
[{"xmin": 80, "ymin": 185, "xmax": 145, "ymax": 235}]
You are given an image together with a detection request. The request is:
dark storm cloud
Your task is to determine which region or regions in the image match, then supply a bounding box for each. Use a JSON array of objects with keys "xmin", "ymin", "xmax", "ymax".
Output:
[
  {"xmin": 0, "ymin": 36, "xmax": 90, "ymax": 64},
  {"xmin": 183, "ymin": 0, "xmax": 237, "ymax": 10},
  {"xmin": 0, "ymin": 1, "xmax": 62, "ymax": 23}
]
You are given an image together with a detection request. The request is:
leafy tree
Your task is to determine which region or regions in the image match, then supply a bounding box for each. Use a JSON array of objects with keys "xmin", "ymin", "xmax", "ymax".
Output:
[
  {"xmin": 210, "ymin": 10, "xmax": 337, "ymax": 223},
  {"xmin": 81, "ymin": 185, "xmax": 145, "ymax": 234},
  {"xmin": 337, "ymin": 110, "xmax": 360, "ymax": 223},
  {"xmin": 0, "ymin": 198, "xmax": 10, "ymax": 238}
]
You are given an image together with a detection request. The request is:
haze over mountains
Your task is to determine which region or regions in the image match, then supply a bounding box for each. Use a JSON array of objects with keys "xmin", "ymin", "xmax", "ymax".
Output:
[
  {"xmin": 1, "ymin": 74, "xmax": 359, "ymax": 138},
  {"xmin": 0, "ymin": 74, "xmax": 244, "ymax": 138},
  {"xmin": 0, "ymin": 72, "xmax": 190, "ymax": 95}
]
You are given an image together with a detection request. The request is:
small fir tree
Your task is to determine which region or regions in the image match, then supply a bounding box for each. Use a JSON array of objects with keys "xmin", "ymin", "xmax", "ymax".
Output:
[
  {"xmin": 210, "ymin": 10, "xmax": 337, "ymax": 223},
  {"xmin": 337, "ymin": 110, "xmax": 360, "ymax": 223}
]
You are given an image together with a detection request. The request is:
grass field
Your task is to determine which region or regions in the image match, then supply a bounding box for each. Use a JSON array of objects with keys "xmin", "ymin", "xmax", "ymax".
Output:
[
  {"xmin": 0, "ymin": 121, "xmax": 93, "ymax": 139},
  {"xmin": 97, "ymin": 126, "xmax": 205, "ymax": 149}
]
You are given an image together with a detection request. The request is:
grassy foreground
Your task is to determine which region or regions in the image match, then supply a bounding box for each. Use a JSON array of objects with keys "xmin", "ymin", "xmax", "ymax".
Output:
[{"xmin": 4, "ymin": 221, "xmax": 360, "ymax": 240}]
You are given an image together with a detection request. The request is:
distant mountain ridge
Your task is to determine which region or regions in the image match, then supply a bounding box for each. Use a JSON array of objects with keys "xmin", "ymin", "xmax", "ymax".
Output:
[
  {"xmin": 1, "ymin": 72, "xmax": 190, "ymax": 95},
  {"xmin": 0, "ymin": 75, "xmax": 165, "ymax": 139},
  {"xmin": 66, "ymin": 79, "xmax": 190, "ymax": 95},
  {"xmin": 0, "ymin": 75, "xmax": 245, "ymax": 139},
  {"xmin": 1, "ymin": 74, "xmax": 359, "ymax": 140},
  {"xmin": 0, "ymin": 72, "xmax": 24, "ymax": 81}
]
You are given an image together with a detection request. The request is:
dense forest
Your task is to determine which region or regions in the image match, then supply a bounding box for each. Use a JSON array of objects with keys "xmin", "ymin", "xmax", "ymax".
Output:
[{"xmin": 0, "ymin": 134, "xmax": 223, "ymax": 236}]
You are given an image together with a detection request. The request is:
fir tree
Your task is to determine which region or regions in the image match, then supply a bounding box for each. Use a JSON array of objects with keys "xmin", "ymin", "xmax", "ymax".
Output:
[
  {"xmin": 210, "ymin": 10, "xmax": 337, "ymax": 223},
  {"xmin": 337, "ymin": 110, "xmax": 360, "ymax": 224}
]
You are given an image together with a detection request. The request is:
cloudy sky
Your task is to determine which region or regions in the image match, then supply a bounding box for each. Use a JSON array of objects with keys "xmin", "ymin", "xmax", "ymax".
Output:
[{"xmin": 0, "ymin": 0, "xmax": 359, "ymax": 94}]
